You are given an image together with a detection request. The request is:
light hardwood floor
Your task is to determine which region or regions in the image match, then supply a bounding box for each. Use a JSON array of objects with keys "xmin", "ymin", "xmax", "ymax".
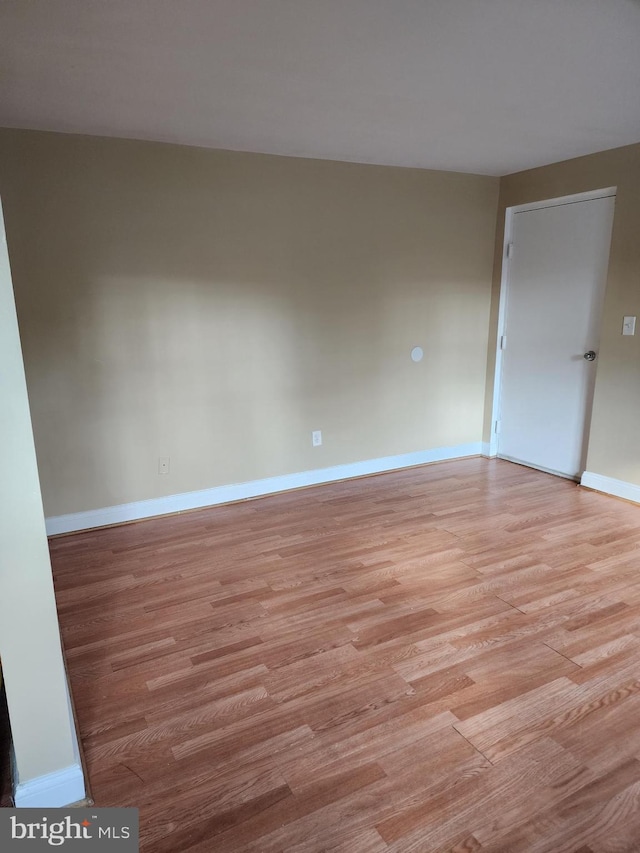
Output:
[{"xmin": 50, "ymin": 458, "xmax": 640, "ymax": 852}]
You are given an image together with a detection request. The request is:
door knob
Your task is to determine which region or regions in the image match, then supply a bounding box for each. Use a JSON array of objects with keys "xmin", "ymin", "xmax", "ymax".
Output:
[{"xmin": 583, "ymin": 350, "xmax": 597, "ymax": 361}]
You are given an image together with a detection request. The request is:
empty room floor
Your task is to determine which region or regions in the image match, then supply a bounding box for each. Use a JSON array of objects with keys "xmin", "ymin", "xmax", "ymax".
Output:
[{"xmin": 50, "ymin": 457, "xmax": 640, "ymax": 852}]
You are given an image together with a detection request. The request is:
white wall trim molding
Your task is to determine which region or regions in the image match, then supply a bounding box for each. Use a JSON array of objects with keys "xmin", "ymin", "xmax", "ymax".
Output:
[
  {"xmin": 481, "ymin": 442, "xmax": 494, "ymax": 458},
  {"xmin": 508, "ymin": 187, "xmax": 617, "ymax": 216},
  {"xmin": 580, "ymin": 471, "xmax": 640, "ymax": 504},
  {"xmin": 6, "ymin": 642, "xmax": 86, "ymax": 811},
  {"xmin": 14, "ymin": 763, "xmax": 85, "ymax": 808},
  {"xmin": 46, "ymin": 442, "xmax": 483, "ymax": 535}
]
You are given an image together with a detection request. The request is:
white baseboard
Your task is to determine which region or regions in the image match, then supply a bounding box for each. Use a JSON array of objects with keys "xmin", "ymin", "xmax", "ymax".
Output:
[
  {"xmin": 46, "ymin": 442, "xmax": 483, "ymax": 535},
  {"xmin": 580, "ymin": 471, "xmax": 640, "ymax": 504},
  {"xmin": 9, "ymin": 667, "xmax": 86, "ymax": 809},
  {"xmin": 14, "ymin": 763, "xmax": 85, "ymax": 808},
  {"xmin": 481, "ymin": 442, "xmax": 495, "ymax": 458}
]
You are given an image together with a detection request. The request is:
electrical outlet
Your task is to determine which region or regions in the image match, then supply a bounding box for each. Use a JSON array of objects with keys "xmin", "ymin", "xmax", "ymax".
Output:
[
  {"xmin": 158, "ymin": 456, "xmax": 170, "ymax": 475},
  {"xmin": 312, "ymin": 430, "xmax": 322, "ymax": 447}
]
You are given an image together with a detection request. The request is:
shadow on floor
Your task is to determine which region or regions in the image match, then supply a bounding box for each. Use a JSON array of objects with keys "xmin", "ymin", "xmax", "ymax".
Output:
[{"xmin": 0, "ymin": 683, "xmax": 13, "ymax": 807}]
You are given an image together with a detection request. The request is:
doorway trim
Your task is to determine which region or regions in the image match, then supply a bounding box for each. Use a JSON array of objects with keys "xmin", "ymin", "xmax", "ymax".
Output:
[{"xmin": 488, "ymin": 186, "xmax": 617, "ymax": 459}]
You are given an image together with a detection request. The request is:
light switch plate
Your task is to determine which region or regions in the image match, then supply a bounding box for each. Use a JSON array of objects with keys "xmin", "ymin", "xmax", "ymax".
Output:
[{"xmin": 623, "ymin": 316, "xmax": 636, "ymax": 336}]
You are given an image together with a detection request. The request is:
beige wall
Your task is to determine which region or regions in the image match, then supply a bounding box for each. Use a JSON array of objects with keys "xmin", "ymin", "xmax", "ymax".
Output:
[
  {"xmin": 484, "ymin": 143, "xmax": 640, "ymax": 485},
  {"xmin": 0, "ymin": 130, "xmax": 499, "ymax": 516},
  {"xmin": 0, "ymin": 201, "xmax": 81, "ymax": 787}
]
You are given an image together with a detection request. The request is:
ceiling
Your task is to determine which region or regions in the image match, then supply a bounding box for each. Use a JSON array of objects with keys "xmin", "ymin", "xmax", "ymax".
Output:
[{"xmin": 2, "ymin": 0, "xmax": 640, "ymax": 176}]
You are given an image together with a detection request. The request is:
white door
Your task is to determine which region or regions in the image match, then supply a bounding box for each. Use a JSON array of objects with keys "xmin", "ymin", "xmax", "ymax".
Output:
[{"xmin": 498, "ymin": 193, "xmax": 615, "ymax": 479}]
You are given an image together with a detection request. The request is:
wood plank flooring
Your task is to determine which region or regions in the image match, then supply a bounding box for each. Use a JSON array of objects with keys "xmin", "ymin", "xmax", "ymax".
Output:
[{"xmin": 49, "ymin": 458, "xmax": 640, "ymax": 852}]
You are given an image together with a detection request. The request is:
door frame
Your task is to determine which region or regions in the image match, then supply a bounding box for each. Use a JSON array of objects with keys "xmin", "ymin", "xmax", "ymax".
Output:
[{"xmin": 488, "ymin": 186, "xmax": 617, "ymax": 460}]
